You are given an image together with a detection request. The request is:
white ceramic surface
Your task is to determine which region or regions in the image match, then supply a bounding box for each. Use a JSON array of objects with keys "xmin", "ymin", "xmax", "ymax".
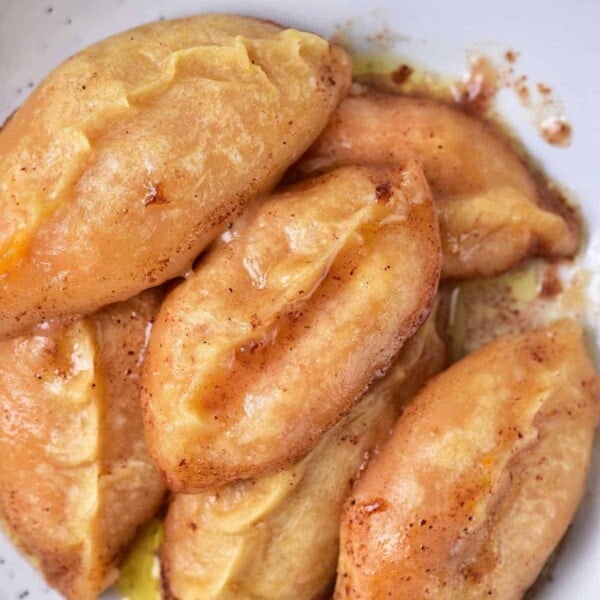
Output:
[{"xmin": 0, "ymin": 1, "xmax": 598, "ymax": 599}]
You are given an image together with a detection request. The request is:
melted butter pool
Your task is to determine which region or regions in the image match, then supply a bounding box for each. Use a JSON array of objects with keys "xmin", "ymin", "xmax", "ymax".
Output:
[
  {"xmin": 447, "ymin": 262, "xmax": 540, "ymax": 361},
  {"xmin": 116, "ymin": 519, "xmax": 164, "ymax": 600},
  {"xmin": 446, "ymin": 259, "xmax": 594, "ymax": 363}
]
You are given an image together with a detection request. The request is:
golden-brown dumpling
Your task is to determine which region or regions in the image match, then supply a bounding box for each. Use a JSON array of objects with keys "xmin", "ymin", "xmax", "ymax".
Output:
[
  {"xmin": 336, "ymin": 320, "xmax": 598, "ymax": 600},
  {"xmin": 161, "ymin": 311, "xmax": 445, "ymax": 600},
  {"xmin": 143, "ymin": 163, "xmax": 441, "ymax": 492},
  {"xmin": 293, "ymin": 92, "xmax": 578, "ymax": 279},
  {"xmin": 0, "ymin": 290, "xmax": 166, "ymax": 600},
  {"xmin": 0, "ymin": 14, "xmax": 351, "ymax": 338}
]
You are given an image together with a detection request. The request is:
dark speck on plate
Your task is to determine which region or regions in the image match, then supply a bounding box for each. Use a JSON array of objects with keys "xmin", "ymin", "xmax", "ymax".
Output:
[{"xmin": 46, "ymin": 7, "xmax": 53, "ymax": 14}]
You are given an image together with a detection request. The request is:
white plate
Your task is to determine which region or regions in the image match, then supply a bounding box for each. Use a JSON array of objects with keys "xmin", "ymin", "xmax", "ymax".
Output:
[{"xmin": 0, "ymin": 1, "xmax": 598, "ymax": 599}]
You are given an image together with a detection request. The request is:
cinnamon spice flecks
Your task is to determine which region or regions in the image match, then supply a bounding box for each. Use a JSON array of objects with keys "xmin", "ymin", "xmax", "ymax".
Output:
[
  {"xmin": 451, "ymin": 56, "xmax": 499, "ymax": 114},
  {"xmin": 540, "ymin": 116, "xmax": 572, "ymax": 147},
  {"xmin": 391, "ymin": 64, "xmax": 414, "ymax": 84}
]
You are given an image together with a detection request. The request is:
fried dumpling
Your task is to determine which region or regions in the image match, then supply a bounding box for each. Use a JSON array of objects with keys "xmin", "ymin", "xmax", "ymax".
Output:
[
  {"xmin": 293, "ymin": 93, "xmax": 578, "ymax": 279},
  {"xmin": 143, "ymin": 163, "xmax": 441, "ymax": 492},
  {"xmin": 0, "ymin": 290, "xmax": 166, "ymax": 600},
  {"xmin": 0, "ymin": 14, "xmax": 351, "ymax": 338},
  {"xmin": 161, "ymin": 310, "xmax": 445, "ymax": 600},
  {"xmin": 336, "ymin": 320, "xmax": 599, "ymax": 600}
]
